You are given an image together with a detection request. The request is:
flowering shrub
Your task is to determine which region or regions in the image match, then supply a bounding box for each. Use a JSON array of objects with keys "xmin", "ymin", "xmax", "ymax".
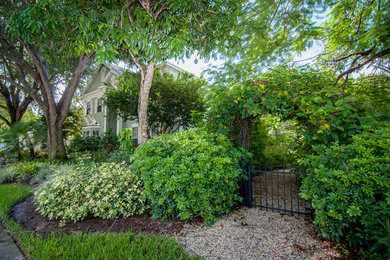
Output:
[
  {"xmin": 131, "ymin": 129, "xmax": 248, "ymax": 225},
  {"xmin": 35, "ymin": 162, "xmax": 146, "ymax": 223},
  {"xmin": 300, "ymin": 123, "xmax": 390, "ymax": 257}
]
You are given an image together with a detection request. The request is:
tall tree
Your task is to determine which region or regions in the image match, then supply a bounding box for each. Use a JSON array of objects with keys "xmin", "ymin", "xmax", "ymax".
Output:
[
  {"xmin": 0, "ymin": 58, "xmax": 34, "ymax": 127},
  {"xmin": 0, "ymin": 0, "xmax": 95, "ymax": 159},
  {"xmin": 82, "ymin": 0, "xmax": 243, "ymax": 143},
  {"xmin": 104, "ymin": 70, "xmax": 206, "ymax": 135}
]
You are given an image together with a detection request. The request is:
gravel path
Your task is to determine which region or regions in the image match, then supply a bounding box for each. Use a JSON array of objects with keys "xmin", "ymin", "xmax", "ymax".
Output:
[{"xmin": 175, "ymin": 207, "xmax": 344, "ymax": 259}]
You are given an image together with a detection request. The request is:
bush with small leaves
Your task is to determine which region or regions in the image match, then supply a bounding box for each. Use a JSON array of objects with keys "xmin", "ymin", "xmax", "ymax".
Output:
[
  {"xmin": 131, "ymin": 129, "xmax": 249, "ymax": 225},
  {"xmin": 35, "ymin": 162, "xmax": 146, "ymax": 223}
]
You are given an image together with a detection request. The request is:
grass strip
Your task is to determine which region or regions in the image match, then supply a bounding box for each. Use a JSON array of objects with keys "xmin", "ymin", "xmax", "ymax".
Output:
[{"xmin": 0, "ymin": 184, "xmax": 199, "ymax": 259}]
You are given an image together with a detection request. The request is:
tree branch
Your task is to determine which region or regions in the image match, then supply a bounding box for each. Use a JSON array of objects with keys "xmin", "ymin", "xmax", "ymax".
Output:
[
  {"xmin": 23, "ymin": 43, "xmax": 54, "ymax": 108},
  {"xmin": 235, "ymin": 1, "xmax": 274, "ymax": 33},
  {"xmin": 0, "ymin": 75, "xmax": 45, "ymax": 108},
  {"xmin": 58, "ymin": 52, "xmax": 91, "ymax": 123},
  {"xmin": 331, "ymin": 47, "xmax": 375, "ymax": 62},
  {"xmin": 0, "ymin": 114, "xmax": 11, "ymax": 126},
  {"xmin": 121, "ymin": 0, "xmax": 135, "ymax": 28},
  {"xmin": 335, "ymin": 48, "xmax": 390, "ymax": 84},
  {"xmin": 153, "ymin": 6, "xmax": 169, "ymax": 20}
]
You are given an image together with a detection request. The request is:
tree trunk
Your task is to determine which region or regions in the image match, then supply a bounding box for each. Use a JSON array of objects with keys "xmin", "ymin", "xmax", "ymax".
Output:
[
  {"xmin": 46, "ymin": 115, "xmax": 66, "ymax": 160},
  {"xmin": 239, "ymin": 117, "xmax": 253, "ymax": 152},
  {"xmin": 138, "ymin": 61, "xmax": 155, "ymax": 144}
]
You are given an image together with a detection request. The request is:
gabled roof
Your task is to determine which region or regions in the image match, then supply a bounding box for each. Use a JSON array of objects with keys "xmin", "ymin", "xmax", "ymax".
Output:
[{"xmin": 82, "ymin": 62, "xmax": 123, "ymax": 96}]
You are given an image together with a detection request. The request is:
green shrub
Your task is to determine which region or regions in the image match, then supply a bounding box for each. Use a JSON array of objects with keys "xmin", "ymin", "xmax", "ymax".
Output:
[
  {"xmin": 35, "ymin": 162, "xmax": 146, "ymax": 223},
  {"xmin": 300, "ymin": 124, "xmax": 390, "ymax": 257},
  {"xmin": 68, "ymin": 134, "xmax": 119, "ymax": 153},
  {"xmin": 68, "ymin": 150, "xmax": 131, "ymax": 165},
  {"xmin": 131, "ymin": 129, "xmax": 248, "ymax": 225},
  {"xmin": 0, "ymin": 161, "xmax": 60, "ymax": 184},
  {"xmin": 261, "ymin": 151, "xmax": 287, "ymax": 165}
]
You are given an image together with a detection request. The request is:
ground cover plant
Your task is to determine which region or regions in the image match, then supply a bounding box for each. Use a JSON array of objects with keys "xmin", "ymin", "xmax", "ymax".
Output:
[
  {"xmin": 300, "ymin": 123, "xmax": 390, "ymax": 258},
  {"xmin": 131, "ymin": 129, "xmax": 248, "ymax": 225},
  {"xmin": 0, "ymin": 184, "xmax": 198, "ymax": 259},
  {"xmin": 35, "ymin": 162, "xmax": 146, "ymax": 223},
  {"xmin": 0, "ymin": 161, "xmax": 65, "ymax": 184}
]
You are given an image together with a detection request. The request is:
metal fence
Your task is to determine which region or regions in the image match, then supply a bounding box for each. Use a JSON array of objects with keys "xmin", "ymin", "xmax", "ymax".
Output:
[{"xmin": 241, "ymin": 164, "xmax": 313, "ymax": 217}]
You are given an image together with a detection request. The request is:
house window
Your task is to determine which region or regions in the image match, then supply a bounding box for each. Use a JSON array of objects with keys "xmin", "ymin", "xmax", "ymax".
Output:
[
  {"xmin": 86, "ymin": 101, "xmax": 91, "ymax": 115},
  {"xmin": 93, "ymin": 130, "xmax": 99, "ymax": 137},
  {"xmin": 97, "ymin": 99, "xmax": 103, "ymax": 113},
  {"xmin": 132, "ymin": 127, "xmax": 138, "ymax": 144},
  {"xmin": 83, "ymin": 131, "xmax": 90, "ymax": 136}
]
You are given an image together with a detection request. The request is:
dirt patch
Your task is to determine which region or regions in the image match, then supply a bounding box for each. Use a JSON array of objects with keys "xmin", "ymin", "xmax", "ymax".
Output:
[{"xmin": 11, "ymin": 196, "xmax": 199, "ymax": 236}]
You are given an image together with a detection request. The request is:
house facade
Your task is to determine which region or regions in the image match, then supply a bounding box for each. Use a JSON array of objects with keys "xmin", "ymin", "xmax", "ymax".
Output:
[{"xmin": 81, "ymin": 62, "xmax": 186, "ymax": 144}]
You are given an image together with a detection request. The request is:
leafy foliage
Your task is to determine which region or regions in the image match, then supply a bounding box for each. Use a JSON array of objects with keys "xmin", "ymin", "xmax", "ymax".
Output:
[
  {"xmin": 35, "ymin": 162, "xmax": 146, "ymax": 223},
  {"xmin": 320, "ymin": 0, "xmax": 390, "ymax": 82},
  {"xmin": 68, "ymin": 134, "xmax": 119, "ymax": 153},
  {"xmin": 346, "ymin": 74, "xmax": 390, "ymax": 118},
  {"xmin": 118, "ymin": 128, "xmax": 136, "ymax": 154},
  {"xmin": 131, "ymin": 129, "xmax": 248, "ymax": 225},
  {"xmin": 63, "ymin": 106, "xmax": 83, "ymax": 140},
  {"xmin": 104, "ymin": 70, "xmax": 206, "ymax": 135},
  {"xmin": 0, "ymin": 161, "xmax": 68, "ymax": 184},
  {"xmin": 300, "ymin": 123, "xmax": 390, "ymax": 257},
  {"xmin": 207, "ymin": 66, "xmax": 369, "ymax": 152},
  {"xmin": 0, "ymin": 119, "xmax": 46, "ymax": 160}
]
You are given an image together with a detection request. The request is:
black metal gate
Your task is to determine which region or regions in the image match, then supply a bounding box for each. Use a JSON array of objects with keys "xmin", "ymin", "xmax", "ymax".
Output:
[{"xmin": 241, "ymin": 164, "xmax": 313, "ymax": 217}]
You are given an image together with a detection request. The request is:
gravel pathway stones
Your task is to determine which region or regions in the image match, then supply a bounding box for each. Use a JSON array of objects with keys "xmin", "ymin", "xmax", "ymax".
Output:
[
  {"xmin": 175, "ymin": 207, "xmax": 344, "ymax": 259},
  {"xmin": 0, "ymin": 224, "xmax": 23, "ymax": 260}
]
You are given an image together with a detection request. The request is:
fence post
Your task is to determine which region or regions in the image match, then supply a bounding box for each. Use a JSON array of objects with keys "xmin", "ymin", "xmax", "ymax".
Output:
[{"xmin": 247, "ymin": 164, "xmax": 252, "ymax": 208}]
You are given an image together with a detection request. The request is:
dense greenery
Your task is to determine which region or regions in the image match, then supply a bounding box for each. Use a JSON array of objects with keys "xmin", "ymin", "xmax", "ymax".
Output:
[
  {"xmin": 0, "ymin": 161, "xmax": 62, "ymax": 184},
  {"xmin": 207, "ymin": 66, "xmax": 368, "ymax": 152},
  {"xmin": 68, "ymin": 134, "xmax": 119, "ymax": 153},
  {"xmin": 1, "ymin": 119, "xmax": 46, "ymax": 160},
  {"xmin": 0, "ymin": 185, "xmax": 198, "ymax": 259},
  {"xmin": 132, "ymin": 129, "xmax": 248, "ymax": 225},
  {"xmin": 104, "ymin": 70, "xmax": 206, "ymax": 135},
  {"xmin": 300, "ymin": 123, "xmax": 390, "ymax": 258},
  {"xmin": 320, "ymin": 0, "xmax": 390, "ymax": 83},
  {"xmin": 35, "ymin": 162, "xmax": 146, "ymax": 223}
]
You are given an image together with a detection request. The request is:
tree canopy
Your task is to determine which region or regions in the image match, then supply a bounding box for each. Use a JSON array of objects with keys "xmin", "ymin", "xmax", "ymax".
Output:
[
  {"xmin": 104, "ymin": 70, "xmax": 206, "ymax": 135},
  {"xmin": 320, "ymin": 0, "xmax": 390, "ymax": 84}
]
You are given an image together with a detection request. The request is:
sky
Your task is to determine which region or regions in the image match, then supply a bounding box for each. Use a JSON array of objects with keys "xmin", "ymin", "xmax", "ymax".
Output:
[{"xmin": 168, "ymin": 45, "xmax": 323, "ymax": 80}]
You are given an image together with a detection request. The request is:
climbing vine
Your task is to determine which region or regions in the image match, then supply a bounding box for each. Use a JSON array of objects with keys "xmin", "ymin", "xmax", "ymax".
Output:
[{"xmin": 207, "ymin": 66, "xmax": 369, "ymax": 150}]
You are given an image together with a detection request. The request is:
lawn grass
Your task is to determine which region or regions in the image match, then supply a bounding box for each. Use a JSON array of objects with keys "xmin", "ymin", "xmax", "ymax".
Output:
[{"xmin": 0, "ymin": 184, "xmax": 199, "ymax": 259}]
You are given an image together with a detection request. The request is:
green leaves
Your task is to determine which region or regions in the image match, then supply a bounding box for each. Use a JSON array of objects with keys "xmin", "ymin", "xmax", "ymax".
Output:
[
  {"xmin": 131, "ymin": 129, "xmax": 248, "ymax": 225},
  {"xmin": 300, "ymin": 123, "xmax": 390, "ymax": 256},
  {"xmin": 35, "ymin": 162, "xmax": 146, "ymax": 222},
  {"xmin": 207, "ymin": 66, "xmax": 368, "ymax": 149},
  {"xmin": 104, "ymin": 69, "xmax": 206, "ymax": 135}
]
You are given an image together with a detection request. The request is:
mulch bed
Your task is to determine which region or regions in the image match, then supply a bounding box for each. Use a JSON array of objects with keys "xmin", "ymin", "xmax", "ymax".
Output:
[{"xmin": 11, "ymin": 196, "xmax": 200, "ymax": 236}]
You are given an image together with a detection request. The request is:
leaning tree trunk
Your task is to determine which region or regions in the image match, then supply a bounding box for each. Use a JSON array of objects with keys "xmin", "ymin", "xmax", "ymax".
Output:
[{"xmin": 138, "ymin": 61, "xmax": 155, "ymax": 144}]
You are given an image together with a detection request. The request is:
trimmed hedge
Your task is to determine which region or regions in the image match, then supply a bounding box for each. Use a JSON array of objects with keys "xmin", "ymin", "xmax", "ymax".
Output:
[{"xmin": 131, "ymin": 129, "xmax": 248, "ymax": 225}]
